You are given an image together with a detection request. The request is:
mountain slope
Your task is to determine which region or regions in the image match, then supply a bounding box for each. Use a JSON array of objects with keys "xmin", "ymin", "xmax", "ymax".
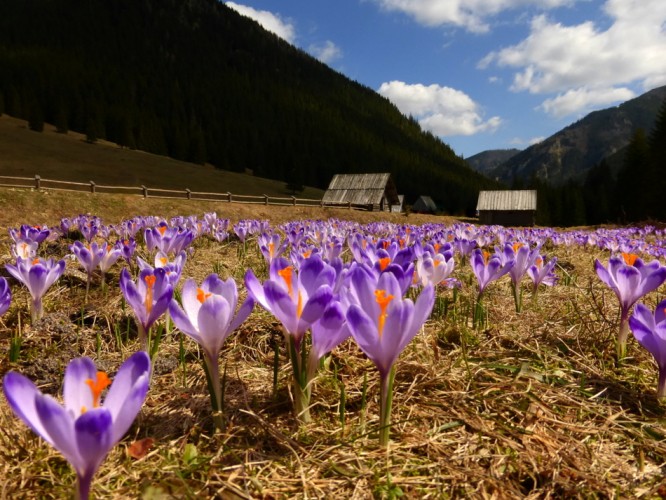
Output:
[
  {"xmin": 0, "ymin": 0, "xmax": 496, "ymax": 214},
  {"xmin": 466, "ymin": 149, "xmax": 520, "ymax": 176},
  {"xmin": 489, "ymin": 86, "xmax": 666, "ymax": 185}
]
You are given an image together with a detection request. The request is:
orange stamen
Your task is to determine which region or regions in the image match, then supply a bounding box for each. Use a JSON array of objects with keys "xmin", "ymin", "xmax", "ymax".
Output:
[
  {"xmin": 374, "ymin": 289, "xmax": 394, "ymax": 339},
  {"xmin": 197, "ymin": 288, "xmax": 212, "ymax": 303},
  {"xmin": 144, "ymin": 275, "xmax": 156, "ymax": 313},
  {"xmin": 513, "ymin": 242, "xmax": 523, "ymax": 253},
  {"xmin": 382, "ymin": 241, "xmax": 390, "ymax": 249},
  {"xmin": 482, "ymin": 251, "xmax": 490, "ymax": 265},
  {"xmin": 32, "ymin": 258, "xmax": 40, "ymax": 265},
  {"xmin": 302, "ymin": 250, "xmax": 312, "ymax": 259},
  {"xmin": 85, "ymin": 371, "xmax": 111, "ymax": 409},
  {"xmin": 399, "ymin": 239, "xmax": 405, "ymax": 248},
  {"xmin": 268, "ymin": 242, "xmax": 275, "ymax": 258},
  {"xmin": 379, "ymin": 257, "xmax": 391, "ymax": 271},
  {"xmin": 433, "ymin": 243, "xmax": 441, "ymax": 253},
  {"xmin": 158, "ymin": 226, "xmax": 167, "ymax": 235},
  {"xmin": 535, "ymin": 257, "xmax": 543, "ymax": 268},
  {"xmin": 278, "ymin": 266, "xmax": 295, "ymax": 298},
  {"xmin": 622, "ymin": 253, "xmax": 638, "ymax": 266},
  {"xmin": 159, "ymin": 257, "xmax": 168, "ymax": 266}
]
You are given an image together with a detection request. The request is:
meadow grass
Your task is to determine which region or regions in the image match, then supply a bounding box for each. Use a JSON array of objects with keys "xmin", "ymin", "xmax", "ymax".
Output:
[{"xmin": 0, "ymin": 190, "xmax": 665, "ymax": 498}]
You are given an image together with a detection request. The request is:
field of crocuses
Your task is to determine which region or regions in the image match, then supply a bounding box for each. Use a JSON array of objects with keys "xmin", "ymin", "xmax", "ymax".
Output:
[{"xmin": 2, "ymin": 208, "xmax": 666, "ymax": 498}]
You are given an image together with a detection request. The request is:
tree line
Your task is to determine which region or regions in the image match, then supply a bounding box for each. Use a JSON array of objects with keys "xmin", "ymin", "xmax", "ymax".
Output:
[
  {"xmin": 509, "ymin": 98, "xmax": 666, "ymax": 227},
  {"xmin": 0, "ymin": 0, "xmax": 497, "ymax": 216}
]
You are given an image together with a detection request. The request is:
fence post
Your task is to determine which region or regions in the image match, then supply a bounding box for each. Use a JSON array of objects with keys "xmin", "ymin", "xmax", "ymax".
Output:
[
  {"xmin": 34, "ymin": 175, "xmax": 41, "ymax": 190},
  {"xmin": 141, "ymin": 185, "xmax": 148, "ymax": 198},
  {"xmin": 186, "ymin": 188, "xmax": 191, "ymax": 200},
  {"xmin": 291, "ymin": 196, "xmax": 297, "ymax": 206},
  {"xmin": 320, "ymin": 199, "xmax": 324, "ymax": 208},
  {"xmin": 348, "ymin": 201, "xmax": 352, "ymax": 210},
  {"xmin": 89, "ymin": 181, "xmax": 96, "ymax": 194},
  {"xmin": 263, "ymin": 194, "xmax": 269, "ymax": 206},
  {"xmin": 227, "ymin": 192, "xmax": 232, "ymax": 203}
]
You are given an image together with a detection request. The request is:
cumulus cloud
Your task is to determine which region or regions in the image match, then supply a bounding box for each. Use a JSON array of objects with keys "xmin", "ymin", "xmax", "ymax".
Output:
[
  {"xmin": 539, "ymin": 86, "xmax": 636, "ymax": 118},
  {"xmin": 480, "ymin": 0, "xmax": 666, "ymax": 116},
  {"xmin": 225, "ymin": 2, "xmax": 296, "ymax": 43},
  {"xmin": 370, "ymin": 0, "xmax": 574, "ymax": 33},
  {"xmin": 378, "ymin": 81, "xmax": 502, "ymax": 136},
  {"xmin": 308, "ymin": 41, "xmax": 343, "ymax": 64}
]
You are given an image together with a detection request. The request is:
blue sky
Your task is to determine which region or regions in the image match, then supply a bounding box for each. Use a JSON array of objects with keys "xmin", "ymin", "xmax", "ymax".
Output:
[{"xmin": 225, "ymin": 0, "xmax": 666, "ymax": 159}]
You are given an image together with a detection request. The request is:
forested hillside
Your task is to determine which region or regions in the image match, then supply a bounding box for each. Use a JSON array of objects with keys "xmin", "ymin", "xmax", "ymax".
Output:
[{"xmin": 0, "ymin": 0, "xmax": 496, "ymax": 214}]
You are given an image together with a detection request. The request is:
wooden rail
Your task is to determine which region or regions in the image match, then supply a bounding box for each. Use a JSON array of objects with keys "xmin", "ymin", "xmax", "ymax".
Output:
[{"xmin": 0, "ymin": 174, "xmax": 376, "ymax": 211}]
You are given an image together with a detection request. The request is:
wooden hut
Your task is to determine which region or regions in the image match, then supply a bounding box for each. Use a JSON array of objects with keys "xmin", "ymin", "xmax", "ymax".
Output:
[
  {"xmin": 391, "ymin": 195, "xmax": 405, "ymax": 213},
  {"xmin": 476, "ymin": 190, "xmax": 537, "ymax": 226},
  {"xmin": 411, "ymin": 195, "xmax": 438, "ymax": 214},
  {"xmin": 322, "ymin": 173, "xmax": 400, "ymax": 211}
]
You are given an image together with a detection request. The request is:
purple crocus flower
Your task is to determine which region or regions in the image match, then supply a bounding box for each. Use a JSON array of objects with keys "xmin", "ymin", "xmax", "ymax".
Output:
[
  {"xmin": 595, "ymin": 253, "xmax": 666, "ymax": 360},
  {"xmin": 527, "ymin": 254, "xmax": 558, "ymax": 296},
  {"xmin": 5, "ymin": 257, "xmax": 66, "ymax": 322},
  {"xmin": 414, "ymin": 250, "xmax": 456, "ymax": 288},
  {"xmin": 258, "ymin": 232, "xmax": 289, "ymax": 265},
  {"xmin": 245, "ymin": 254, "xmax": 335, "ymax": 422},
  {"xmin": 502, "ymin": 242, "xmax": 539, "ymax": 312},
  {"xmin": 119, "ymin": 268, "xmax": 173, "ymax": 351},
  {"xmin": 0, "ymin": 277, "xmax": 11, "ymax": 316},
  {"xmin": 629, "ymin": 299, "xmax": 666, "ymax": 398},
  {"xmin": 71, "ymin": 241, "xmax": 106, "ymax": 301},
  {"xmin": 470, "ymin": 249, "xmax": 514, "ymax": 296},
  {"xmin": 3, "ymin": 351, "xmax": 151, "ymax": 500},
  {"xmin": 245, "ymin": 255, "xmax": 335, "ymax": 350},
  {"xmin": 9, "ymin": 224, "xmax": 50, "ymax": 245},
  {"xmin": 346, "ymin": 267, "xmax": 434, "ymax": 446},
  {"xmin": 169, "ymin": 274, "xmax": 254, "ymax": 428}
]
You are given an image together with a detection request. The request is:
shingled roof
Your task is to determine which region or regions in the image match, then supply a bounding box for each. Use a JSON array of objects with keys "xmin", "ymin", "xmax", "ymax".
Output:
[
  {"xmin": 322, "ymin": 173, "xmax": 400, "ymax": 207},
  {"xmin": 476, "ymin": 190, "xmax": 537, "ymax": 211}
]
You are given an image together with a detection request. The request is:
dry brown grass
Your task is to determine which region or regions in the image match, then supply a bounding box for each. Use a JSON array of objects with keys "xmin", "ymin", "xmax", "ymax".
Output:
[
  {"xmin": 0, "ymin": 189, "xmax": 666, "ymax": 499},
  {"xmin": 0, "ymin": 114, "xmax": 325, "ymax": 199}
]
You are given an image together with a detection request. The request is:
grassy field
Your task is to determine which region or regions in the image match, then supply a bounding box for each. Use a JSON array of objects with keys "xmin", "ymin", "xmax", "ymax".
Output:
[
  {"xmin": 0, "ymin": 115, "xmax": 325, "ymax": 199},
  {"xmin": 1, "ymin": 176, "xmax": 666, "ymax": 497}
]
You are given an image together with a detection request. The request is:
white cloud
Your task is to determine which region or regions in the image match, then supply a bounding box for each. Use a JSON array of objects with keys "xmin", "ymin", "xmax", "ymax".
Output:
[
  {"xmin": 539, "ymin": 86, "xmax": 636, "ymax": 118},
  {"xmin": 225, "ymin": 2, "xmax": 296, "ymax": 43},
  {"xmin": 480, "ymin": 0, "xmax": 666, "ymax": 116},
  {"xmin": 308, "ymin": 41, "xmax": 343, "ymax": 64},
  {"xmin": 529, "ymin": 136, "xmax": 545, "ymax": 145},
  {"xmin": 371, "ymin": 0, "xmax": 574, "ymax": 33},
  {"xmin": 378, "ymin": 81, "xmax": 502, "ymax": 136}
]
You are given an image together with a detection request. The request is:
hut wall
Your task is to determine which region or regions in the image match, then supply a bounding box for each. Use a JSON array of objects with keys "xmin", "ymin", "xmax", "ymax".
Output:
[{"xmin": 479, "ymin": 210, "xmax": 535, "ymax": 227}]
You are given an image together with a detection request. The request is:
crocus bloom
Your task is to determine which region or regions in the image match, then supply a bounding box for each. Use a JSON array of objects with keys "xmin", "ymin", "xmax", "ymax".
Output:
[
  {"xmin": 527, "ymin": 254, "xmax": 558, "ymax": 295},
  {"xmin": 119, "ymin": 268, "xmax": 173, "ymax": 351},
  {"xmin": 5, "ymin": 257, "xmax": 66, "ymax": 322},
  {"xmin": 3, "ymin": 351, "xmax": 151, "ymax": 500},
  {"xmin": 595, "ymin": 253, "xmax": 666, "ymax": 360},
  {"xmin": 470, "ymin": 249, "xmax": 513, "ymax": 296},
  {"xmin": 346, "ymin": 268, "xmax": 434, "ymax": 446},
  {"xmin": 12, "ymin": 239, "xmax": 38, "ymax": 260},
  {"xmin": 502, "ymin": 242, "xmax": 539, "ymax": 312},
  {"xmin": 245, "ymin": 254, "xmax": 335, "ymax": 422},
  {"xmin": 0, "ymin": 277, "xmax": 11, "ymax": 316},
  {"xmin": 258, "ymin": 232, "xmax": 288, "ymax": 265},
  {"xmin": 71, "ymin": 241, "xmax": 106, "ymax": 301},
  {"xmin": 169, "ymin": 274, "xmax": 254, "ymax": 428},
  {"xmin": 414, "ymin": 250, "xmax": 456, "ymax": 288},
  {"xmin": 629, "ymin": 299, "xmax": 666, "ymax": 398},
  {"xmin": 245, "ymin": 255, "xmax": 335, "ymax": 349}
]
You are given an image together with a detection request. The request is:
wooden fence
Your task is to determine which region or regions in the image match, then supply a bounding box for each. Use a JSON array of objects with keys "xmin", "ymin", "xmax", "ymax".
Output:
[{"xmin": 0, "ymin": 174, "xmax": 369, "ymax": 210}]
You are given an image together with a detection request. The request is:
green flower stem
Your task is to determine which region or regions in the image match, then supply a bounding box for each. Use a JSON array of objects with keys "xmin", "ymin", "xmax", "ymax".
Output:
[{"xmin": 379, "ymin": 366, "xmax": 396, "ymax": 447}]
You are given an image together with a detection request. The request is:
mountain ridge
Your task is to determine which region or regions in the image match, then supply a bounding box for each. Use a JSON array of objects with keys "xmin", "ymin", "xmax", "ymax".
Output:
[{"xmin": 483, "ymin": 86, "xmax": 666, "ymax": 185}]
